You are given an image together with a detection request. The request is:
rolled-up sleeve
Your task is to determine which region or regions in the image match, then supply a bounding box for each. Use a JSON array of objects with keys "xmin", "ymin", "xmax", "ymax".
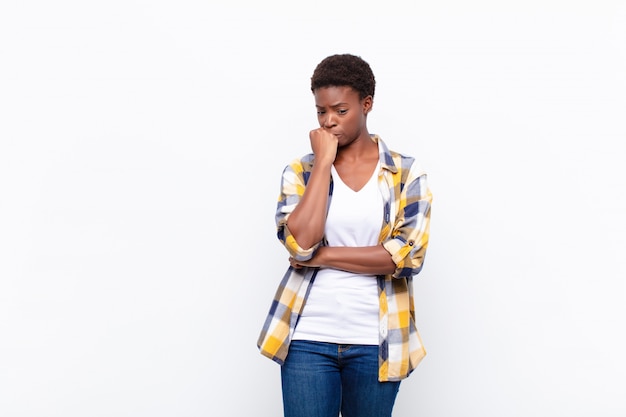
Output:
[
  {"xmin": 382, "ymin": 165, "xmax": 432, "ymax": 279},
  {"xmin": 275, "ymin": 158, "xmax": 322, "ymax": 261}
]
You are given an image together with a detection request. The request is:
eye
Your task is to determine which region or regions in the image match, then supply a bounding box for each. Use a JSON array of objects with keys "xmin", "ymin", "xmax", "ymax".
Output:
[
  {"xmin": 317, "ymin": 110, "xmax": 326, "ymax": 115},
  {"xmin": 337, "ymin": 109, "xmax": 348, "ymax": 115}
]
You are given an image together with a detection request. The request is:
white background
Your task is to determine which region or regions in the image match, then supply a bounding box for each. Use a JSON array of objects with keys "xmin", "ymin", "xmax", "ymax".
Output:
[{"xmin": 1, "ymin": 1, "xmax": 625, "ymax": 416}]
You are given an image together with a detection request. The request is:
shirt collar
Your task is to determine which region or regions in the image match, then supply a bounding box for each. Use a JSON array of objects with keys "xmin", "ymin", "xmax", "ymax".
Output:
[{"xmin": 371, "ymin": 134, "xmax": 398, "ymax": 174}]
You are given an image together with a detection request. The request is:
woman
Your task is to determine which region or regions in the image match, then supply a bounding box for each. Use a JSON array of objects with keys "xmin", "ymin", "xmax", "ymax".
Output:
[{"xmin": 258, "ymin": 53, "xmax": 432, "ymax": 417}]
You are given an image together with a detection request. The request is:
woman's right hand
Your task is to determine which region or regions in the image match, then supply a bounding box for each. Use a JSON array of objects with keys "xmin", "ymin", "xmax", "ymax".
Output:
[{"xmin": 309, "ymin": 128, "xmax": 338, "ymax": 165}]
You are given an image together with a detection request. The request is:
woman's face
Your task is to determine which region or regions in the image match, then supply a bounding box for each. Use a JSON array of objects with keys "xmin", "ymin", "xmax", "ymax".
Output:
[{"xmin": 313, "ymin": 86, "xmax": 372, "ymax": 147}]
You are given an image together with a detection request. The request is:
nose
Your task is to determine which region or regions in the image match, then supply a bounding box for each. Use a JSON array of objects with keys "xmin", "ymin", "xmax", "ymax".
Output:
[{"xmin": 322, "ymin": 113, "xmax": 337, "ymax": 129}]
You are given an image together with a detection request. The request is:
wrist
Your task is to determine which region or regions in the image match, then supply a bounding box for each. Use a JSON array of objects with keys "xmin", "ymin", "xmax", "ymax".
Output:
[
  {"xmin": 313, "ymin": 156, "xmax": 334, "ymax": 170},
  {"xmin": 315, "ymin": 246, "xmax": 329, "ymax": 267}
]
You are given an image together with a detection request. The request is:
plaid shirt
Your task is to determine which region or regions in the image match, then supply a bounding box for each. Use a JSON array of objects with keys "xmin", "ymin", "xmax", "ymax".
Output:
[{"xmin": 257, "ymin": 135, "xmax": 432, "ymax": 382}]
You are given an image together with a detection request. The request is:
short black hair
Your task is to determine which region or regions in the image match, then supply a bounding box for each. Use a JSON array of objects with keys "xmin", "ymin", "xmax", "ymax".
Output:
[{"xmin": 310, "ymin": 54, "xmax": 376, "ymax": 99}]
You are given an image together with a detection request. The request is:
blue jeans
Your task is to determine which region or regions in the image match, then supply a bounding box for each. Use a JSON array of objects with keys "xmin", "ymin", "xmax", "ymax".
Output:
[{"xmin": 281, "ymin": 340, "xmax": 401, "ymax": 417}]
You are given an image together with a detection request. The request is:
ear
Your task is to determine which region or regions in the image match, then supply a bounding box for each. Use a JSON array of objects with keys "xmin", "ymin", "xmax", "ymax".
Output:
[{"xmin": 362, "ymin": 95, "xmax": 373, "ymax": 114}]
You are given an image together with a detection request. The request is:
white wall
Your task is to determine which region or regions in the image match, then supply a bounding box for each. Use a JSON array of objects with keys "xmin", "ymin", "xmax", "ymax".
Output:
[{"xmin": 1, "ymin": 1, "xmax": 625, "ymax": 416}]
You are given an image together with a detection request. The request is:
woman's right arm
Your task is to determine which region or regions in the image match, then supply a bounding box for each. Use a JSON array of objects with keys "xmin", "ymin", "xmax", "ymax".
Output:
[{"xmin": 276, "ymin": 128, "xmax": 337, "ymax": 259}]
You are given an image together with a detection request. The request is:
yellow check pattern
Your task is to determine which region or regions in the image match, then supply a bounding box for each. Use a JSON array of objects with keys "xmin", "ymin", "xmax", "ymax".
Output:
[{"xmin": 257, "ymin": 135, "xmax": 432, "ymax": 382}]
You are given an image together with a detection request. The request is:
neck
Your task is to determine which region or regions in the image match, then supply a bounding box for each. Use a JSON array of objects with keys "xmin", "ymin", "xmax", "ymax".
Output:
[{"xmin": 336, "ymin": 133, "xmax": 377, "ymax": 163}]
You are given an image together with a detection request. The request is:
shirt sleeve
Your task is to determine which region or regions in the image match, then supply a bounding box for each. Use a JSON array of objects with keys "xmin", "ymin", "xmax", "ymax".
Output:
[
  {"xmin": 275, "ymin": 158, "xmax": 322, "ymax": 262},
  {"xmin": 382, "ymin": 161, "xmax": 433, "ymax": 278}
]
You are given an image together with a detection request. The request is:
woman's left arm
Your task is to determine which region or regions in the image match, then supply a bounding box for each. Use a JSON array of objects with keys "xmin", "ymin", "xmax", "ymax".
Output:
[
  {"xmin": 290, "ymin": 245, "xmax": 396, "ymax": 275},
  {"xmin": 382, "ymin": 168, "xmax": 432, "ymax": 279}
]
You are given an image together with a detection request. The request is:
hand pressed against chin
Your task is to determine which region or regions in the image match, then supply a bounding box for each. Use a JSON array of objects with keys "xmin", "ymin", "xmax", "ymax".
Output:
[{"xmin": 309, "ymin": 127, "xmax": 338, "ymax": 165}]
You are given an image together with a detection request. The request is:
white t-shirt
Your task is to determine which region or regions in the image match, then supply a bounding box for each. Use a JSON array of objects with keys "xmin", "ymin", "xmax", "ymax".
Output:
[{"xmin": 292, "ymin": 162, "xmax": 383, "ymax": 345}]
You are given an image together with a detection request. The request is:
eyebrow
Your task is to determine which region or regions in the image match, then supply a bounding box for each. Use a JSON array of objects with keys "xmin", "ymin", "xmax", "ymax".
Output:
[{"xmin": 316, "ymin": 102, "xmax": 349, "ymax": 108}]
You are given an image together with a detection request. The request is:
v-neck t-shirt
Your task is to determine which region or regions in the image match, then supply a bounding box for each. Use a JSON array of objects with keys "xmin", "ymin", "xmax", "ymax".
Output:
[{"xmin": 292, "ymin": 162, "xmax": 383, "ymax": 345}]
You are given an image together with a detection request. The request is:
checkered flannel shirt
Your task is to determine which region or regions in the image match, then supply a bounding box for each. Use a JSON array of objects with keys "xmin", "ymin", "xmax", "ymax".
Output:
[{"xmin": 257, "ymin": 135, "xmax": 432, "ymax": 382}]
